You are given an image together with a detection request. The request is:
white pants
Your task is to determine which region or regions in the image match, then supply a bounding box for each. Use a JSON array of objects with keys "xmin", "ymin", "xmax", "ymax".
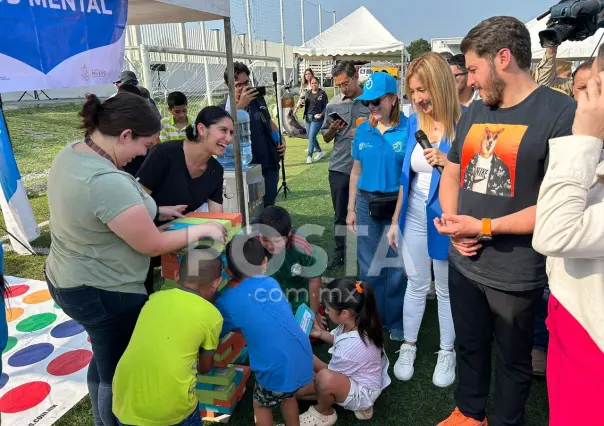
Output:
[{"xmin": 401, "ymin": 192, "xmax": 455, "ymax": 351}]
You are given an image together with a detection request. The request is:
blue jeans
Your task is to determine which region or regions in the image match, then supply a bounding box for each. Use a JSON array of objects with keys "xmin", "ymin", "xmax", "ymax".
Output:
[
  {"xmin": 119, "ymin": 408, "xmax": 202, "ymax": 426},
  {"xmin": 533, "ymin": 284, "xmax": 550, "ymax": 351},
  {"xmin": 46, "ymin": 278, "xmax": 146, "ymax": 426},
  {"xmin": 305, "ymin": 116, "xmax": 323, "ymax": 157},
  {"xmin": 263, "ymin": 167, "xmax": 280, "ymax": 208},
  {"xmin": 356, "ymin": 192, "xmax": 406, "ymax": 332}
]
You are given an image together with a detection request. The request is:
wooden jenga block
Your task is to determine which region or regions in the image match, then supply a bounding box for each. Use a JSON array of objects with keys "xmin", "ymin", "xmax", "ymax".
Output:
[
  {"xmin": 197, "ymin": 366, "xmax": 236, "ymax": 386},
  {"xmin": 161, "ymin": 262, "xmax": 178, "ymax": 280},
  {"xmin": 186, "ymin": 212, "xmax": 243, "ymax": 227}
]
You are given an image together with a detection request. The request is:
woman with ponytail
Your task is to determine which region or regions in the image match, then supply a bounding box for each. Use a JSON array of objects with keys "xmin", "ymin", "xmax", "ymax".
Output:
[
  {"xmin": 135, "ymin": 105, "xmax": 234, "ymax": 294},
  {"xmin": 46, "ymin": 93, "xmax": 227, "ymax": 426},
  {"xmin": 297, "ymin": 278, "xmax": 391, "ymax": 425}
]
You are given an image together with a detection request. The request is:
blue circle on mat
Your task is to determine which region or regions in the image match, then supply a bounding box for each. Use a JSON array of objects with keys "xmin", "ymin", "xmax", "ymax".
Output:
[
  {"xmin": 0, "ymin": 373, "xmax": 8, "ymax": 389},
  {"xmin": 8, "ymin": 343, "xmax": 54, "ymax": 367},
  {"xmin": 51, "ymin": 320, "xmax": 85, "ymax": 339}
]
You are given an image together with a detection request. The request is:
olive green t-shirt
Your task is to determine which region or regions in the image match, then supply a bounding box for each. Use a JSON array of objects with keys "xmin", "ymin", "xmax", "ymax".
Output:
[{"xmin": 45, "ymin": 142, "xmax": 157, "ymax": 295}]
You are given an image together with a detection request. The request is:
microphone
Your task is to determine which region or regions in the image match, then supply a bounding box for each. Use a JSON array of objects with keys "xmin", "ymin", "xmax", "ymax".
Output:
[{"xmin": 415, "ymin": 130, "xmax": 443, "ymax": 174}]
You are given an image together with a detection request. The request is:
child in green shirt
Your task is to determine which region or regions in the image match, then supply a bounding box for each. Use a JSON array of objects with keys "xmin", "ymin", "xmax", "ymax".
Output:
[
  {"xmin": 113, "ymin": 245, "xmax": 224, "ymax": 426},
  {"xmin": 160, "ymin": 91, "xmax": 190, "ymax": 143}
]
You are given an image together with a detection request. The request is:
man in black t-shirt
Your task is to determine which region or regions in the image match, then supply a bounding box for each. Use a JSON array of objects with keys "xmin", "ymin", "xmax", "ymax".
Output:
[{"xmin": 435, "ymin": 17, "xmax": 575, "ymax": 426}]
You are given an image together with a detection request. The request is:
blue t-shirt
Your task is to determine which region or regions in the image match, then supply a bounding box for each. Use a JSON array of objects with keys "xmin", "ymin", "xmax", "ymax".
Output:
[
  {"xmin": 214, "ymin": 276, "xmax": 313, "ymax": 393},
  {"xmin": 352, "ymin": 113, "xmax": 409, "ymax": 193}
]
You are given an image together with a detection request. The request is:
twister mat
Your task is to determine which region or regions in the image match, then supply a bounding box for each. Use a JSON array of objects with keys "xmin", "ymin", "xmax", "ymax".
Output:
[{"xmin": 0, "ymin": 277, "xmax": 92, "ymax": 425}]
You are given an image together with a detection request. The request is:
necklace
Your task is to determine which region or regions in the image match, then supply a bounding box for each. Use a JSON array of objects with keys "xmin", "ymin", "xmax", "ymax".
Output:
[{"xmin": 85, "ymin": 136, "xmax": 117, "ymax": 167}]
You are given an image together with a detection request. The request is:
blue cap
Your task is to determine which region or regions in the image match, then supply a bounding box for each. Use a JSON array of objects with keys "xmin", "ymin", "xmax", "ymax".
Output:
[{"xmin": 355, "ymin": 72, "xmax": 398, "ymax": 101}]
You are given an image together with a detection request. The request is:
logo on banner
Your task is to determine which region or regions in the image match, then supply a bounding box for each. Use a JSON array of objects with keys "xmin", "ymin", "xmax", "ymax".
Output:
[{"xmin": 0, "ymin": 0, "xmax": 127, "ymax": 73}]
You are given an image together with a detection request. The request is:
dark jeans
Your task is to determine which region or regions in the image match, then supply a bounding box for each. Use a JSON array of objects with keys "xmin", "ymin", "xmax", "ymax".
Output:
[
  {"xmin": 356, "ymin": 191, "xmax": 406, "ymax": 332},
  {"xmin": 263, "ymin": 166, "xmax": 280, "ymax": 207},
  {"xmin": 305, "ymin": 116, "xmax": 323, "ymax": 157},
  {"xmin": 144, "ymin": 256, "xmax": 162, "ymax": 296},
  {"xmin": 119, "ymin": 408, "xmax": 202, "ymax": 426},
  {"xmin": 328, "ymin": 171, "xmax": 349, "ymax": 257},
  {"xmin": 47, "ymin": 278, "xmax": 146, "ymax": 426},
  {"xmin": 533, "ymin": 283, "xmax": 550, "ymax": 351},
  {"xmin": 449, "ymin": 265, "xmax": 543, "ymax": 426}
]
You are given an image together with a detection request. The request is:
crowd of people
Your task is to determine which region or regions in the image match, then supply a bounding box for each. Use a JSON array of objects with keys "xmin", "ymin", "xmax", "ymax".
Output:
[{"xmin": 2, "ymin": 12, "xmax": 604, "ymax": 426}]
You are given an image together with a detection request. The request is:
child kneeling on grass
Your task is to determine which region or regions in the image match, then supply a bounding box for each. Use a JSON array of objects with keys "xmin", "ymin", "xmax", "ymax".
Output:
[
  {"xmin": 216, "ymin": 235, "xmax": 314, "ymax": 426},
  {"xmin": 112, "ymin": 245, "xmax": 224, "ymax": 426},
  {"xmin": 297, "ymin": 278, "xmax": 392, "ymax": 426}
]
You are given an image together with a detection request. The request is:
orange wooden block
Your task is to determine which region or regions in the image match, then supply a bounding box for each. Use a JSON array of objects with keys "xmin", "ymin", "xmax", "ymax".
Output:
[
  {"xmin": 215, "ymin": 365, "xmax": 251, "ymax": 408},
  {"xmin": 161, "ymin": 263, "xmax": 179, "ymax": 280},
  {"xmin": 185, "ymin": 212, "xmax": 243, "ymax": 226},
  {"xmin": 161, "ymin": 253, "xmax": 180, "ymax": 264}
]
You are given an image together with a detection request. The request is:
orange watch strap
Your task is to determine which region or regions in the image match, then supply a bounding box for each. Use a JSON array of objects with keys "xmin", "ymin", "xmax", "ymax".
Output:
[{"xmin": 482, "ymin": 218, "xmax": 492, "ymax": 236}]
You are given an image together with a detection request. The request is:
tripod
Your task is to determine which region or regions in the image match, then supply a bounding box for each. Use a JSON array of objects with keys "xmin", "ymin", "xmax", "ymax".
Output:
[{"xmin": 273, "ymin": 72, "xmax": 291, "ymax": 198}]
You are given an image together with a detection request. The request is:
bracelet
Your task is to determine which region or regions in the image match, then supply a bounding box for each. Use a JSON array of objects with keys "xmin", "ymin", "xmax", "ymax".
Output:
[{"xmin": 271, "ymin": 130, "xmax": 281, "ymax": 144}]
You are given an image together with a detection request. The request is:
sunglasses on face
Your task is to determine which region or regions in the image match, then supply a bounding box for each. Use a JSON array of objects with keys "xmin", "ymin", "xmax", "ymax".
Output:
[{"xmin": 361, "ymin": 96, "xmax": 386, "ymax": 107}]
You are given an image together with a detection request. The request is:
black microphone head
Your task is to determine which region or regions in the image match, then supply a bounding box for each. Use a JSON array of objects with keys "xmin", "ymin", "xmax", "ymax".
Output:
[{"xmin": 415, "ymin": 130, "xmax": 432, "ymax": 150}]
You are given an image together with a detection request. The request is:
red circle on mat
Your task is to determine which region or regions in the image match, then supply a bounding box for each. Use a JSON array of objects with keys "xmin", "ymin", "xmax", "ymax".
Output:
[
  {"xmin": 0, "ymin": 381, "xmax": 51, "ymax": 413},
  {"xmin": 47, "ymin": 350, "xmax": 93, "ymax": 376},
  {"xmin": 6, "ymin": 285, "xmax": 29, "ymax": 298}
]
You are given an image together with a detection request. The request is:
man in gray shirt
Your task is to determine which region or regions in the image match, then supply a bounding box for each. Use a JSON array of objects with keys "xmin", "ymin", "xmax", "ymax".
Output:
[{"xmin": 321, "ymin": 61, "xmax": 369, "ymax": 269}]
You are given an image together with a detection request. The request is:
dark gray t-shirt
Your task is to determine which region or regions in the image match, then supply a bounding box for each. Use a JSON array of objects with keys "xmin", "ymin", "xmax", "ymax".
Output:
[
  {"xmin": 321, "ymin": 93, "xmax": 370, "ymax": 175},
  {"xmin": 447, "ymin": 86, "xmax": 576, "ymax": 291}
]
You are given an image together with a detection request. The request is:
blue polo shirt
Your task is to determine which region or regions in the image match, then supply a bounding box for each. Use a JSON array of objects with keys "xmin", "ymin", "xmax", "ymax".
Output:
[{"xmin": 352, "ymin": 113, "xmax": 409, "ymax": 193}]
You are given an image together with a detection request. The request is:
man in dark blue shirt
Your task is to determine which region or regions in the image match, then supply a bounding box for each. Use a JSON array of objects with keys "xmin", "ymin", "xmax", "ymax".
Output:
[{"xmin": 222, "ymin": 63, "xmax": 287, "ymax": 207}]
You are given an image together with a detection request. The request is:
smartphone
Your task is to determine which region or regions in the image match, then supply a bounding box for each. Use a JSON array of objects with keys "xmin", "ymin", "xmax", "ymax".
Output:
[
  {"xmin": 254, "ymin": 86, "xmax": 267, "ymax": 97},
  {"xmin": 328, "ymin": 112, "xmax": 348, "ymax": 126}
]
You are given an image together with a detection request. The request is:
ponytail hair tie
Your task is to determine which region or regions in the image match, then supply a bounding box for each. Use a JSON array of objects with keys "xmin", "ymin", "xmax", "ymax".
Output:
[{"xmin": 355, "ymin": 281, "xmax": 364, "ymax": 294}]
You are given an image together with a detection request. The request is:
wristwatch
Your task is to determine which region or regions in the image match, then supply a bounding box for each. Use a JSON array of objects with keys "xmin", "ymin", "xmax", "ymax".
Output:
[{"xmin": 477, "ymin": 218, "xmax": 493, "ymax": 241}]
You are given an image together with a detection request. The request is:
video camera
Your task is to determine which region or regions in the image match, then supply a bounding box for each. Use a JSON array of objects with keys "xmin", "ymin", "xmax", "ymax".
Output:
[{"xmin": 538, "ymin": 0, "xmax": 604, "ymax": 47}]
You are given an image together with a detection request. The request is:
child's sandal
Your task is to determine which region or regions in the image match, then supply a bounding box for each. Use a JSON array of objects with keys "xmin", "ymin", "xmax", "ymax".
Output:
[
  {"xmin": 299, "ymin": 405, "xmax": 338, "ymax": 426},
  {"xmin": 354, "ymin": 406, "xmax": 374, "ymax": 420}
]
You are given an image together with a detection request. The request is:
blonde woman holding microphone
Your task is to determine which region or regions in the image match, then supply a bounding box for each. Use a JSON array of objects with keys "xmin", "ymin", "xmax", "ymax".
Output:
[{"xmin": 388, "ymin": 52, "xmax": 462, "ymax": 387}]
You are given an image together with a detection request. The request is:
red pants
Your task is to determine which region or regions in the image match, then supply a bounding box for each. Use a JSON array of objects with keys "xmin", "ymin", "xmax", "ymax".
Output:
[{"xmin": 547, "ymin": 295, "xmax": 604, "ymax": 425}]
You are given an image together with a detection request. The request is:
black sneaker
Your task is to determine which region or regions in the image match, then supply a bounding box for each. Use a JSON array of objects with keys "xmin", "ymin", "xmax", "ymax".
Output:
[{"xmin": 327, "ymin": 253, "xmax": 344, "ymax": 269}]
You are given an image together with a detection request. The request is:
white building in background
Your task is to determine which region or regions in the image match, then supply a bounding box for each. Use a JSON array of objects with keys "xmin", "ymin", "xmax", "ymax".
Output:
[{"xmin": 431, "ymin": 37, "xmax": 463, "ymax": 55}]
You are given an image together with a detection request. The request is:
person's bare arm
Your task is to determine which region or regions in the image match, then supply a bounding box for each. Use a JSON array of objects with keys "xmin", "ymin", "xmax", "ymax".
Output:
[
  {"xmin": 439, "ymin": 161, "xmax": 460, "ymax": 216},
  {"xmin": 492, "ymin": 206, "xmax": 537, "ymax": 235},
  {"xmin": 308, "ymin": 277, "xmax": 322, "ymax": 314},
  {"xmin": 107, "ymin": 204, "xmax": 225, "ymax": 257},
  {"xmin": 323, "ymin": 120, "xmax": 346, "ymax": 143},
  {"xmin": 208, "ymin": 200, "xmax": 223, "ymax": 213}
]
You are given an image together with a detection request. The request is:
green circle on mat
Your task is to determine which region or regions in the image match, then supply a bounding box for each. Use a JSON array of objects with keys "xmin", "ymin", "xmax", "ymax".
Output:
[
  {"xmin": 3, "ymin": 337, "xmax": 17, "ymax": 354},
  {"xmin": 53, "ymin": 303, "xmax": 61, "ymax": 310},
  {"xmin": 16, "ymin": 313, "xmax": 57, "ymax": 333}
]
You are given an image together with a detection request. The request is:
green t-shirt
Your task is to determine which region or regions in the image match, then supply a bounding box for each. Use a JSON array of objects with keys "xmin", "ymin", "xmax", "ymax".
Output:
[
  {"xmin": 266, "ymin": 231, "xmax": 323, "ymax": 313},
  {"xmin": 45, "ymin": 142, "xmax": 156, "ymax": 295},
  {"xmin": 113, "ymin": 288, "xmax": 223, "ymax": 425}
]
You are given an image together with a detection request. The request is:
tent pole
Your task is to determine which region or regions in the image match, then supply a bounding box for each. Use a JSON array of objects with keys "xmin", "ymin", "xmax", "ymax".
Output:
[{"xmin": 224, "ymin": 17, "xmax": 248, "ymax": 228}]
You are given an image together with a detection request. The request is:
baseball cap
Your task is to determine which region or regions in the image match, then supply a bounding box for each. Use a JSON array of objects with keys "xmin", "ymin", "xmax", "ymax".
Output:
[
  {"xmin": 355, "ymin": 71, "xmax": 398, "ymax": 101},
  {"xmin": 114, "ymin": 70, "xmax": 138, "ymax": 85}
]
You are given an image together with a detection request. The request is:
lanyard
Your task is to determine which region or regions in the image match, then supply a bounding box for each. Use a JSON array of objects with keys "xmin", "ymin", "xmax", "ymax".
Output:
[{"xmin": 85, "ymin": 136, "xmax": 117, "ymax": 168}]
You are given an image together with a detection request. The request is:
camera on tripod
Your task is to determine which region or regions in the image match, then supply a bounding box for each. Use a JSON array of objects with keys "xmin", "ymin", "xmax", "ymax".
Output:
[{"xmin": 537, "ymin": 0, "xmax": 604, "ymax": 47}]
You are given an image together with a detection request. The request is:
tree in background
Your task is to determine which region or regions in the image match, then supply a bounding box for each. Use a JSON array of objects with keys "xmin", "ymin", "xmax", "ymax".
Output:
[{"xmin": 408, "ymin": 38, "xmax": 431, "ymax": 61}]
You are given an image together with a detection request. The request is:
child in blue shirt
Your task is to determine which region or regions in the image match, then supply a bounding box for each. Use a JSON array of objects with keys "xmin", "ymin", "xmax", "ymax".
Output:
[{"xmin": 216, "ymin": 235, "xmax": 313, "ymax": 426}]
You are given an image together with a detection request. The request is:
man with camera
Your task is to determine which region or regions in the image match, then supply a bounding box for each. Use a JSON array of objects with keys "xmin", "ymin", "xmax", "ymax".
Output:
[
  {"xmin": 222, "ymin": 62, "xmax": 286, "ymax": 208},
  {"xmin": 435, "ymin": 16, "xmax": 576, "ymax": 426}
]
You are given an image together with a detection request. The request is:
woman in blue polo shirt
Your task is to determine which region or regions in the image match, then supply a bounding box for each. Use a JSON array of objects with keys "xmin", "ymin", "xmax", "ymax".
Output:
[
  {"xmin": 346, "ymin": 71, "xmax": 409, "ymax": 341},
  {"xmin": 387, "ymin": 52, "xmax": 463, "ymax": 388}
]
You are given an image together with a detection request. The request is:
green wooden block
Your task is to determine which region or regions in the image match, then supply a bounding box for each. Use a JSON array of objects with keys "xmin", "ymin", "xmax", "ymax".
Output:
[
  {"xmin": 173, "ymin": 218, "xmax": 233, "ymax": 230},
  {"xmin": 196, "ymin": 382, "xmax": 236, "ymax": 401},
  {"xmin": 197, "ymin": 366, "xmax": 236, "ymax": 386},
  {"xmin": 214, "ymin": 346, "xmax": 232, "ymax": 362}
]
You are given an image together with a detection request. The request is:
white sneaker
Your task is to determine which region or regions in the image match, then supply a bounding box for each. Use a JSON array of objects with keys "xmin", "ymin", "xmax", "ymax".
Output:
[
  {"xmin": 314, "ymin": 151, "xmax": 325, "ymax": 161},
  {"xmin": 432, "ymin": 350, "xmax": 456, "ymax": 388},
  {"xmin": 393, "ymin": 343, "xmax": 416, "ymax": 381},
  {"xmin": 306, "ymin": 156, "xmax": 312, "ymax": 164}
]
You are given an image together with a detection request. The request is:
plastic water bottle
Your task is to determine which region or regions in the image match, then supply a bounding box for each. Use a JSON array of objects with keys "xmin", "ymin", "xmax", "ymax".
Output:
[{"xmin": 216, "ymin": 109, "xmax": 253, "ymax": 169}]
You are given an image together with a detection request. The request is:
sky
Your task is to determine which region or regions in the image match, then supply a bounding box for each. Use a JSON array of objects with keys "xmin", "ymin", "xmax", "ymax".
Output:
[{"xmin": 205, "ymin": 0, "xmax": 558, "ymax": 46}]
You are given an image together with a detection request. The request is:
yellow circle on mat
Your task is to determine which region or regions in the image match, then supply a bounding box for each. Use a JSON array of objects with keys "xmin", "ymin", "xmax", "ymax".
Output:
[
  {"xmin": 23, "ymin": 290, "xmax": 53, "ymax": 304},
  {"xmin": 6, "ymin": 307, "xmax": 24, "ymax": 323}
]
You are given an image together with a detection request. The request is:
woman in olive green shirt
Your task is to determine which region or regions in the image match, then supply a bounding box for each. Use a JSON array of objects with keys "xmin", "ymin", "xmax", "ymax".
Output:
[{"xmin": 45, "ymin": 93, "xmax": 229, "ymax": 426}]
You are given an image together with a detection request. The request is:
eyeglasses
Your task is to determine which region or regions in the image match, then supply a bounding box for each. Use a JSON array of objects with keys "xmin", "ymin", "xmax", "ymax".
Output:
[
  {"xmin": 234, "ymin": 79, "xmax": 251, "ymax": 89},
  {"xmin": 336, "ymin": 78, "xmax": 353, "ymax": 89},
  {"xmin": 361, "ymin": 96, "xmax": 386, "ymax": 107}
]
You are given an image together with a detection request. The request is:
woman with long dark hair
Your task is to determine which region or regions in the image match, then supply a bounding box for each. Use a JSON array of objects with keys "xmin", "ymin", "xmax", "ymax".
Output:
[
  {"xmin": 136, "ymin": 106, "xmax": 234, "ymax": 295},
  {"xmin": 45, "ymin": 93, "xmax": 226, "ymax": 426},
  {"xmin": 296, "ymin": 278, "xmax": 391, "ymax": 423},
  {"xmin": 303, "ymin": 77, "xmax": 328, "ymax": 163}
]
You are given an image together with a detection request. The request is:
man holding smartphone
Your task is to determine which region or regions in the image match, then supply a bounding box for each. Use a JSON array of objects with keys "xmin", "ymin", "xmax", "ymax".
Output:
[
  {"xmin": 222, "ymin": 62, "xmax": 286, "ymax": 208},
  {"xmin": 321, "ymin": 61, "xmax": 370, "ymax": 269}
]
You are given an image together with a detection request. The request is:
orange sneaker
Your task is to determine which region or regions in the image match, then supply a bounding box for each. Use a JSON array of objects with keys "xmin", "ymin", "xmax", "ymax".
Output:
[{"xmin": 437, "ymin": 408, "xmax": 488, "ymax": 426}]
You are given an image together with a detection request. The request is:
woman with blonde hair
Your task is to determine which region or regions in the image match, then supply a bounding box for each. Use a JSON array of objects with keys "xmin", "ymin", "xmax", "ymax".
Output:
[{"xmin": 388, "ymin": 52, "xmax": 462, "ymax": 387}]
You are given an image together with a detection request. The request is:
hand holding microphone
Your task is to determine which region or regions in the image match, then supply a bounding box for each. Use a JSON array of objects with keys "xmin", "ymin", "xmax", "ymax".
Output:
[{"xmin": 415, "ymin": 130, "xmax": 445, "ymax": 174}]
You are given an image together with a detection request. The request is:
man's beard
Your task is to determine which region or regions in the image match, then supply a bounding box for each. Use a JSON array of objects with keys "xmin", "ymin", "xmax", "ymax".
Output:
[{"xmin": 480, "ymin": 66, "xmax": 506, "ymax": 107}]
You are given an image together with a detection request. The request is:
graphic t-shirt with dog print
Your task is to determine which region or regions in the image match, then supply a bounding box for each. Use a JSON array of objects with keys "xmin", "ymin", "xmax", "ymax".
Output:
[{"xmin": 447, "ymin": 86, "xmax": 576, "ymax": 291}]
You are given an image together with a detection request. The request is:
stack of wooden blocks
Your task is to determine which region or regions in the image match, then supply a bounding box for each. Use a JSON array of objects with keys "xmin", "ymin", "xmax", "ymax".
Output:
[{"xmin": 160, "ymin": 212, "xmax": 251, "ymax": 422}]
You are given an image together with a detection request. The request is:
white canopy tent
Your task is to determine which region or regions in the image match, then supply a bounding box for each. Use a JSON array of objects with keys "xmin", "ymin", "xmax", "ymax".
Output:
[
  {"xmin": 526, "ymin": 15, "xmax": 604, "ymax": 60},
  {"xmin": 293, "ymin": 6, "xmax": 409, "ymax": 63}
]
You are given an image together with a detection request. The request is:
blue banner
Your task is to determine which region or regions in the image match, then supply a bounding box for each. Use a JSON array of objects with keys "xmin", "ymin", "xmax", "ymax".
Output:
[{"xmin": 0, "ymin": 0, "xmax": 127, "ymax": 92}]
